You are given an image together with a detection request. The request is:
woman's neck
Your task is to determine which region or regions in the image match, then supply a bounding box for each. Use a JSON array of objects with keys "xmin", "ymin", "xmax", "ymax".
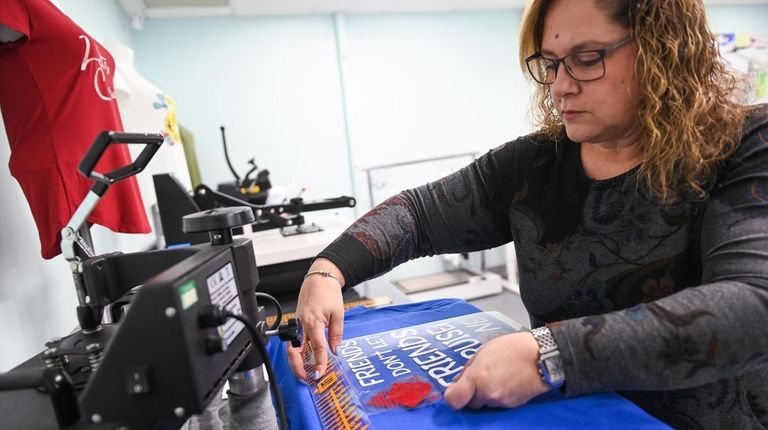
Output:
[{"xmin": 580, "ymin": 137, "xmax": 643, "ymax": 180}]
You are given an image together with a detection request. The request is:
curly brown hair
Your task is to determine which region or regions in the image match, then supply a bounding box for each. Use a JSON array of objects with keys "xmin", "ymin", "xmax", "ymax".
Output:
[{"xmin": 519, "ymin": 0, "xmax": 750, "ymax": 203}]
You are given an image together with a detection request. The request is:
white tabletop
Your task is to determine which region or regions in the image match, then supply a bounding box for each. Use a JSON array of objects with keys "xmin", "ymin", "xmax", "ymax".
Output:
[{"xmin": 244, "ymin": 213, "xmax": 353, "ymax": 266}]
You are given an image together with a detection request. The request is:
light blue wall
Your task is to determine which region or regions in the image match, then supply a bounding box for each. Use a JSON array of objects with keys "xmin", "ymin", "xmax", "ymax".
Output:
[
  {"xmin": 707, "ymin": 5, "xmax": 768, "ymax": 33},
  {"xmin": 59, "ymin": 0, "xmax": 134, "ymax": 47},
  {"xmin": 343, "ymin": 11, "xmax": 527, "ymax": 176}
]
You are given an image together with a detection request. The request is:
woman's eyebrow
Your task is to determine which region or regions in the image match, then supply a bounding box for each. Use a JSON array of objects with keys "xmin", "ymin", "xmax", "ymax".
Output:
[{"xmin": 541, "ymin": 40, "xmax": 608, "ymax": 57}]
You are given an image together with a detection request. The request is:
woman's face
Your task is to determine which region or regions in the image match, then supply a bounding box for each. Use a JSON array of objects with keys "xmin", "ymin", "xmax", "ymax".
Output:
[{"xmin": 542, "ymin": 0, "xmax": 640, "ymax": 146}]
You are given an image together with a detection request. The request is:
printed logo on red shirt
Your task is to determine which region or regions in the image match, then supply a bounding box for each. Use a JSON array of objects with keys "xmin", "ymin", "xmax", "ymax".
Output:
[{"xmin": 79, "ymin": 35, "xmax": 116, "ymax": 101}]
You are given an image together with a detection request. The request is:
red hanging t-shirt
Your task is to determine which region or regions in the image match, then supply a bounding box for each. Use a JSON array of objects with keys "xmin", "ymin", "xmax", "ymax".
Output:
[{"xmin": 0, "ymin": 0, "xmax": 150, "ymax": 259}]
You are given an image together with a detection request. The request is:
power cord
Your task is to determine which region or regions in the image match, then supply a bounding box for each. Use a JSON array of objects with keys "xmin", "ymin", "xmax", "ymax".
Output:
[
  {"xmin": 254, "ymin": 292, "xmax": 282, "ymax": 331},
  {"xmin": 200, "ymin": 307, "xmax": 288, "ymax": 430}
]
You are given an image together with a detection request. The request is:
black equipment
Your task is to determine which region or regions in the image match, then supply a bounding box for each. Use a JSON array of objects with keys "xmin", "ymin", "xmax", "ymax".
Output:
[
  {"xmin": 0, "ymin": 132, "xmax": 300, "ymax": 429},
  {"xmin": 154, "ymin": 174, "xmax": 356, "ymax": 249},
  {"xmin": 216, "ymin": 125, "xmax": 272, "ymax": 204}
]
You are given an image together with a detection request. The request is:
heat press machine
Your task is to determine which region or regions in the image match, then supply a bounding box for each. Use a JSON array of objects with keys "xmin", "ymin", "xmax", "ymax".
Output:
[
  {"xmin": 153, "ymin": 163, "xmax": 356, "ymax": 297},
  {"xmin": 0, "ymin": 132, "xmax": 300, "ymax": 429},
  {"xmin": 154, "ymin": 174, "xmax": 356, "ymax": 248}
]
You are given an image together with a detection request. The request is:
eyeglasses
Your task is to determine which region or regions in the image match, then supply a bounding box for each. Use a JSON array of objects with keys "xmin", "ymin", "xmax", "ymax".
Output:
[{"xmin": 525, "ymin": 36, "xmax": 633, "ymax": 85}]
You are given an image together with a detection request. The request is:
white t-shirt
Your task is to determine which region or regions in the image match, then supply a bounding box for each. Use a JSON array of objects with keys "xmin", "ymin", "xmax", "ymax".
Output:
[{"xmin": 107, "ymin": 39, "xmax": 192, "ymax": 214}]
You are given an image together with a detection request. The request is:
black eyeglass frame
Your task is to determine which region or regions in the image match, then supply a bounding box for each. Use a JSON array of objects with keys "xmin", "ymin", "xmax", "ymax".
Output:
[{"xmin": 525, "ymin": 36, "xmax": 633, "ymax": 85}]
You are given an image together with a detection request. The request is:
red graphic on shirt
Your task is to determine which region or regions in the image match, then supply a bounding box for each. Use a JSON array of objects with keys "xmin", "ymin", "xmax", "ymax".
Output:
[{"xmin": 366, "ymin": 376, "xmax": 441, "ymax": 409}]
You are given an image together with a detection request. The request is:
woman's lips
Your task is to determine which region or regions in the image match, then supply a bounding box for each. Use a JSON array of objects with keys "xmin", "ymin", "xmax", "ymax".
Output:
[{"xmin": 561, "ymin": 110, "xmax": 583, "ymax": 121}]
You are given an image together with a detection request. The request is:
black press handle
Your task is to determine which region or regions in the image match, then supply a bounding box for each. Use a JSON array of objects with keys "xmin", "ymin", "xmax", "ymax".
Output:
[{"xmin": 78, "ymin": 131, "xmax": 164, "ymax": 186}]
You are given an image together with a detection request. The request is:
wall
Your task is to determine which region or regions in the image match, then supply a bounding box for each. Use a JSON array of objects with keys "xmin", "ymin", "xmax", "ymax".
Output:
[
  {"xmin": 707, "ymin": 4, "xmax": 768, "ymax": 33},
  {"xmin": 59, "ymin": 0, "xmax": 135, "ymax": 46}
]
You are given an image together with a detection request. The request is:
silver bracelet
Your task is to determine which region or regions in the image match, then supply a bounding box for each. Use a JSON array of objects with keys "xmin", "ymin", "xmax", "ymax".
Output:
[{"xmin": 304, "ymin": 270, "xmax": 341, "ymax": 285}]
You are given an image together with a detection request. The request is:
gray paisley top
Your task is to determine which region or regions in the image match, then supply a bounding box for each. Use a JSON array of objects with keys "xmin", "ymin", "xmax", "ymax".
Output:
[{"xmin": 318, "ymin": 104, "xmax": 768, "ymax": 429}]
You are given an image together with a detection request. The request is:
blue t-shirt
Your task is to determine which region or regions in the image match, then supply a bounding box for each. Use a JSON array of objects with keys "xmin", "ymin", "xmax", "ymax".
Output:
[{"xmin": 268, "ymin": 299, "xmax": 669, "ymax": 429}]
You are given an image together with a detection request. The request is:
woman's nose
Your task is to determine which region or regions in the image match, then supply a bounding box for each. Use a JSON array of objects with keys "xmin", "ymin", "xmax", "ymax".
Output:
[{"xmin": 549, "ymin": 64, "xmax": 580, "ymax": 99}]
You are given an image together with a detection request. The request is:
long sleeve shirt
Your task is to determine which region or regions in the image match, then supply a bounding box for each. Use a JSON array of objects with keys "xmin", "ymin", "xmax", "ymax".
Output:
[{"xmin": 318, "ymin": 104, "xmax": 768, "ymax": 429}]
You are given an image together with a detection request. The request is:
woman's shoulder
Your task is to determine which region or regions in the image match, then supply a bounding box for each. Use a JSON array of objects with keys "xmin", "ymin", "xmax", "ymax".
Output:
[
  {"xmin": 742, "ymin": 103, "xmax": 768, "ymax": 137},
  {"xmin": 716, "ymin": 104, "xmax": 768, "ymax": 184},
  {"xmin": 487, "ymin": 130, "xmax": 562, "ymax": 162}
]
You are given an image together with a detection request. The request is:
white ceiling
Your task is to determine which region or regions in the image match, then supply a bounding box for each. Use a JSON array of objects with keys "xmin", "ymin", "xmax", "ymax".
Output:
[{"xmin": 119, "ymin": 0, "xmax": 768, "ymax": 20}]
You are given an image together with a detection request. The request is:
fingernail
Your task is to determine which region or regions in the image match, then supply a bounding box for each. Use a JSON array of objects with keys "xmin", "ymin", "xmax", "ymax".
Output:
[
  {"xmin": 297, "ymin": 378, "xmax": 308, "ymax": 386},
  {"xmin": 314, "ymin": 370, "xmax": 321, "ymax": 380}
]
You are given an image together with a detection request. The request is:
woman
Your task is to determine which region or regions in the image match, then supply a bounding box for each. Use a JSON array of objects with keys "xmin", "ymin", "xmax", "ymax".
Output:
[{"xmin": 287, "ymin": 0, "xmax": 768, "ymax": 427}]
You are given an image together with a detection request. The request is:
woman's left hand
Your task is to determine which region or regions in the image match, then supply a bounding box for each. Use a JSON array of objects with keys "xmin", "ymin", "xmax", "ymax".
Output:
[{"xmin": 444, "ymin": 332, "xmax": 551, "ymax": 409}]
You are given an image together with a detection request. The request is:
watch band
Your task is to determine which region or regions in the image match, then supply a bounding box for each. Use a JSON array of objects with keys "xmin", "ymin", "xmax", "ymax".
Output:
[{"xmin": 531, "ymin": 326, "xmax": 558, "ymax": 355}]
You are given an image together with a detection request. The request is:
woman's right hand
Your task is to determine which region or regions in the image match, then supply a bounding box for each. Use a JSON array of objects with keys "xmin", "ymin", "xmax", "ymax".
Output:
[{"xmin": 286, "ymin": 258, "xmax": 346, "ymax": 381}]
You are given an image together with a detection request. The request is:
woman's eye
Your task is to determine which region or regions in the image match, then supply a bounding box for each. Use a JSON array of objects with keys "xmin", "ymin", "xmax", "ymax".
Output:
[{"xmin": 573, "ymin": 54, "xmax": 601, "ymax": 68}]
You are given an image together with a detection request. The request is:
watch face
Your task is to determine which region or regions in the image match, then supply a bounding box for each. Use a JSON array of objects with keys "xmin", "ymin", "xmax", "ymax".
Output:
[{"xmin": 544, "ymin": 359, "xmax": 565, "ymax": 383}]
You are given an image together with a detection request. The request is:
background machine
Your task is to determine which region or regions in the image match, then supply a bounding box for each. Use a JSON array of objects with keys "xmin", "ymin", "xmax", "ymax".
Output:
[{"xmin": 0, "ymin": 132, "xmax": 300, "ymax": 429}]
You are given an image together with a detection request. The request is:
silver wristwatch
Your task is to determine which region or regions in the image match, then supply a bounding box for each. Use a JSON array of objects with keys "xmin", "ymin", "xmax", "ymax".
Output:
[{"xmin": 530, "ymin": 326, "xmax": 565, "ymax": 389}]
